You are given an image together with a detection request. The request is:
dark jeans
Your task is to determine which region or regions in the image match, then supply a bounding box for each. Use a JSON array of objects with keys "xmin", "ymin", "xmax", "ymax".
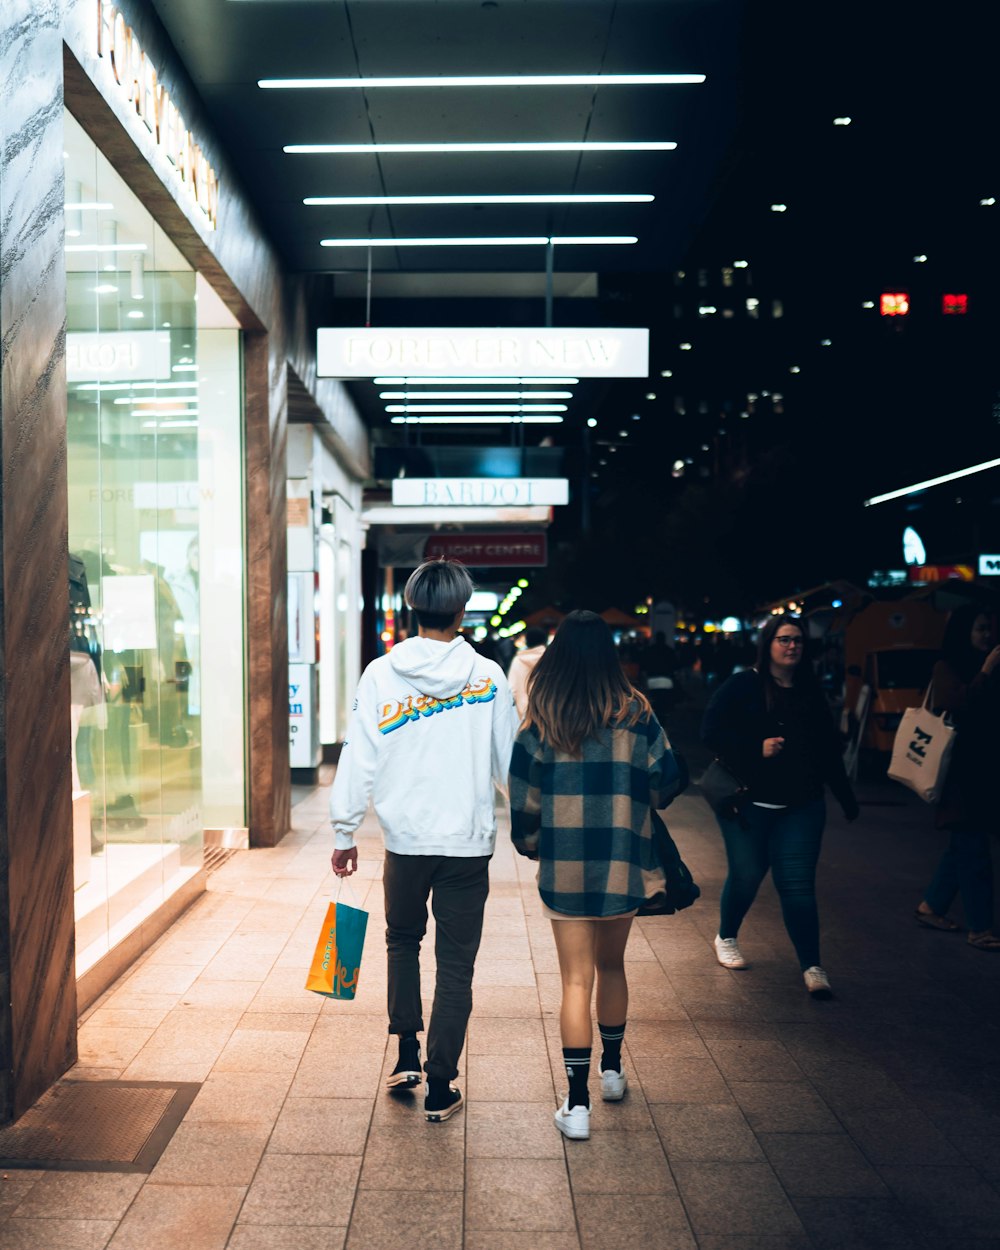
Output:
[
  {"xmin": 924, "ymin": 829, "xmax": 994, "ymax": 932},
  {"xmin": 383, "ymin": 850, "xmax": 491, "ymax": 1082},
  {"xmin": 717, "ymin": 799, "xmax": 826, "ymax": 969}
]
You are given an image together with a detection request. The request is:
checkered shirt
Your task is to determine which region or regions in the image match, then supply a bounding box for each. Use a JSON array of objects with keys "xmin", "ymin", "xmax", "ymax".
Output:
[{"xmin": 508, "ymin": 707, "xmax": 686, "ymax": 917}]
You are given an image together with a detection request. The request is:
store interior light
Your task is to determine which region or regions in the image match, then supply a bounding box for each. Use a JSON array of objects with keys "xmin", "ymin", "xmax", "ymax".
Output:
[
  {"xmin": 833, "ymin": 116, "xmax": 852, "ymax": 125},
  {"xmin": 378, "ymin": 391, "xmax": 572, "ymax": 400},
  {"xmin": 77, "ymin": 381, "xmax": 198, "ymax": 391},
  {"xmin": 306, "ymin": 193, "xmax": 654, "ymax": 206},
  {"xmin": 126, "ymin": 310, "xmax": 144, "ymax": 319},
  {"xmin": 373, "ymin": 376, "xmax": 579, "ymax": 385},
  {"xmin": 63, "ymin": 201, "xmax": 114, "ymax": 211},
  {"xmin": 113, "ymin": 396, "xmax": 197, "ymax": 405},
  {"xmin": 264, "ymin": 74, "xmax": 705, "ymax": 89},
  {"xmin": 770, "ymin": 203, "xmax": 788, "ymax": 212},
  {"xmin": 320, "ymin": 236, "xmax": 637, "ymax": 247},
  {"xmin": 733, "ymin": 260, "xmax": 749, "ymax": 268},
  {"xmin": 290, "ymin": 141, "xmax": 676, "ymax": 154},
  {"xmin": 586, "ymin": 417, "xmax": 597, "ymax": 427},
  {"xmin": 90, "ymin": 284, "xmax": 118, "ymax": 294},
  {"xmin": 65, "ymin": 242, "xmax": 148, "ymax": 252}
]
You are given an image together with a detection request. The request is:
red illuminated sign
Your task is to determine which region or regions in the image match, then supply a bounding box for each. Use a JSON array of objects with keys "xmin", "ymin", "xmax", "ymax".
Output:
[
  {"xmin": 942, "ymin": 293, "xmax": 968, "ymax": 315},
  {"xmin": 880, "ymin": 292, "xmax": 909, "ymax": 317},
  {"xmin": 907, "ymin": 565, "xmax": 975, "ymax": 584},
  {"xmin": 424, "ymin": 532, "xmax": 548, "ymax": 567}
]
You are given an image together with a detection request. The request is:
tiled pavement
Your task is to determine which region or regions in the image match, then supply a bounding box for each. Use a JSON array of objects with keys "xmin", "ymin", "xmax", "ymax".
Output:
[{"xmin": 3, "ymin": 772, "xmax": 1000, "ymax": 1249}]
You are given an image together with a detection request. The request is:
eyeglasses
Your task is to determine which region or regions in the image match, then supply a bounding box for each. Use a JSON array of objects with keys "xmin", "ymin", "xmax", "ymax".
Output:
[{"xmin": 774, "ymin": 636, "xmax": 804, "ymax": 648}]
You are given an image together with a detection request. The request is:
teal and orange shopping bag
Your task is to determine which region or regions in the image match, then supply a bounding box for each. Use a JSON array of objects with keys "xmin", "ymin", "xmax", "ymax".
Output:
[{"xmin": 305, "ymin": 887, "xmax": 368, "ymax": 1000}]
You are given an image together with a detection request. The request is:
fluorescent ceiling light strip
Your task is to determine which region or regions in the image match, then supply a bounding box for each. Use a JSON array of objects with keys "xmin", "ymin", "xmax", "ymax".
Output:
[
  {"xmin": 75, "ymin": 381, "xmax": 199, "ymax": 392},
  {"xmin": 305, "ymin": 193, "xmax": 653, "ymax": 206},
  {"xmin": 373, "ymin": 376, "xmax": 579, "ymax": 385},
  {"xmin": 290, "ymin": 142, "xmax": 675, "ymax": 154},
  {"xmin": 131, "ymin": 409, "xmax": 198, "ymax": 418},
  {"xmin": 390, "ymin": 415, "xmax": 563, "ymax": 425},
  {"xmin": 65, "ymin": 243, "xmax": 148, "ymax": 252},
  {"xmin": 863, "ymin": 458, "xmax": 1000, "ymax": 507},
  {"xmin": 114, "ymin": 396, "xmax": 197, "ymax": 406},
  {"xmin": 385, "ymin": 404, "xmax": 567, "ymax": 413},
  {"xmin": 264, "ymin": 74, "xmax": 704, "ymax": 89},
  {"xmin": 321, "ymin": 236, "xmax": 636, "ymax": 247},
  {"xmin": 379, "ymin": 391, "xmax": 573, "ymax": 400},
  {"xmin": 63, "ymin": 201, "xmax": 114, "ymax": 211}
]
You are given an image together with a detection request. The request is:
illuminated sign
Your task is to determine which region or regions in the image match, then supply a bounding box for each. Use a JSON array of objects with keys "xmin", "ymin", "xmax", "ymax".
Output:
[
  {"xmin": 392, "ymin": 478, "xmax": 569, "ymax": 507},
  {"xmin": 96, "ymin": 1, "xmax": 219, "ymax": 228},
  {"xmin": 978, "ymin": 555, "xmax": 1000, "ymax": 576},
  {"xmin": 424, "ymin": 532, "xmax": 548, "ymax": 566},
  {"xmin": 942, "ymin": 293, "xmax": 968, "ymax": 315},
  {"xmin": 67, "ymin": 331, "xmax": 172, "ymax": 382},
  {"xmin": 902, "ymin": 526, "xmax": 926, "ymax": 565},
  {"xmin": 317, "ymin": 327, "xmax": 649, "ymax": 378},
  {"xmin": 880, "ymin": 292, "xmax": 909, "ymax": 317},
  {"xmin": 907, "ymin": 565, "xmax": 975, "ymax": 584}
]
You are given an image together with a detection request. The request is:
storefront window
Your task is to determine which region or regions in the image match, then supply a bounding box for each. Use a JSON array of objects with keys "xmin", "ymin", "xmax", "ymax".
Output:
[{"xmin": 64, "ymin": 111, "xmax": 247, "ymax": 977}]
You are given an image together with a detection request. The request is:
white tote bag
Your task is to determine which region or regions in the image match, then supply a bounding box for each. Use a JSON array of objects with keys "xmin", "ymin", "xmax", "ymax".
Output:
[{"xmin": 886, "ymin": 687, "xmax": 957, "ymax": 804}]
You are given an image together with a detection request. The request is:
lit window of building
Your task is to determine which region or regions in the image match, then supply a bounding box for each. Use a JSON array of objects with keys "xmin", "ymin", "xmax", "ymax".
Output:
[{"xmin": 880, "ymin": 292, "xmax": 909, "ymax": 316}]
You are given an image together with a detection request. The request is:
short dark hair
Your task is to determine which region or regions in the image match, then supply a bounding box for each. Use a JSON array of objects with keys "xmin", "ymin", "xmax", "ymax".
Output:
[
  {"xmin": 524, "ymin": 627, "xmax": 547, "ymax": 649},
  {"xmin": 404, "ymin": 559, "xmax": 474, "ymax": 630}
]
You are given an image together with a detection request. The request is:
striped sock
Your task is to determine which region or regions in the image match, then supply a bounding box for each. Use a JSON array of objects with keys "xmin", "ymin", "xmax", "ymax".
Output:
[
  {"xmin": 598, "ymin": 1021, "xmax": 626, "ymax": 1074},
  {"xmin": 563, "ymin": 1046, "xmax": 591, "ymax": 1109}
]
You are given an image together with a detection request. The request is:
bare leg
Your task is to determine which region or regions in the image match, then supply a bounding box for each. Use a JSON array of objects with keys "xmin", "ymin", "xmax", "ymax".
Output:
[
  {"xmin": 550, "ymin": 919, "xmax": 597, "ymax": 1048},
  {"xmin": 594, "ymin": 915, "xmax": 634, "ymax": 1025}
]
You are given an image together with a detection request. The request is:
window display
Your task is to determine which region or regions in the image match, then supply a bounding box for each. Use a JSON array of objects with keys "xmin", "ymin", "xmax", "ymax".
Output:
[{"xmin": 64, "ymin": 110, "xmax": 247, "ymax": 976}]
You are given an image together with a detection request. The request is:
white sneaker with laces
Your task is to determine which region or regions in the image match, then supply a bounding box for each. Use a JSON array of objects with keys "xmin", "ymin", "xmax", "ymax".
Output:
[
  {"xmin": 554, "ymin": 1097, "xmax": 591, "ymax": 1140},
  {"xmin": 803, "ymin": 965, "xmax": 833, "ymax": 998},
  {"xmin": 599, "ymin": 1068, "xmax": 627, "ymax": 1101},
  {"xmin": 714, "ymin": 934, "xmax": 748, "ymax": 969}
]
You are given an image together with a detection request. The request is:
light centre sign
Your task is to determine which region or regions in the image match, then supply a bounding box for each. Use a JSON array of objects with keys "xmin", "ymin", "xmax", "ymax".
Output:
[
  {"xmin": 392, "ymin": 478, "xmax": 569, "ymax": 507},
  {"xmin": 318, "ymin": 327, "xmax": 649, "ymax": 379}
]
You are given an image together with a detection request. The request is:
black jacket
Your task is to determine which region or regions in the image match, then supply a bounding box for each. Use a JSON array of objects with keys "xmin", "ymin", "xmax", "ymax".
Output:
[{"xmin": 701, "ymin": 669, "xmax": 858, "ymax": 817}]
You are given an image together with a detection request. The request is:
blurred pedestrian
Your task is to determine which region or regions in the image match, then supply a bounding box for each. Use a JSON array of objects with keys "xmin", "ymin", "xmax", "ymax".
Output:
[
  {"xmin": 509, "ymin": 610, "xmax": 687, "ymax": 1140},
  {"xmin": 916, "ymin": 605, "xmax": 1000, "ymax": 950},
  {"xmin": 642, "ymin": 630, "xmax": 678, "ymax": 720},
  {"xmin": 329, "ymin": 559, "xmax": 519, "ymax": 1121},
  {"xmin": 507, "ymin": 625, "xmax": 548, "ymax": 720},
  {"xmin": 701, "ymin": 615, "xmax": 859, "ymax": 997}
]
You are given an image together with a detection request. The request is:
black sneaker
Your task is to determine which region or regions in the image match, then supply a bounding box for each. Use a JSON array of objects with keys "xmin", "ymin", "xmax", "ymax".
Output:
[
  {"xmin": 386, "ymin": 1039, "xmax": 422, "ymax": 1089},
  {"xmin": 424, "ymin": 1083, "xmax": 463, "ymax": 1122}
]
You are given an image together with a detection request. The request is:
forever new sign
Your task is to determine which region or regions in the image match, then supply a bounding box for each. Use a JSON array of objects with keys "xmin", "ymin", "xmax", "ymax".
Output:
[{"xmin": 317, "ymin": 328, "xmax": 649, "ymax": 378}]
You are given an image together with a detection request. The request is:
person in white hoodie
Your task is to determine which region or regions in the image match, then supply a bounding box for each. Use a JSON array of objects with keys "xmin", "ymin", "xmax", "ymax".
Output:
[{"xmin": 330, "ymin": 559, "xmax": 518, "ymax": 1122}]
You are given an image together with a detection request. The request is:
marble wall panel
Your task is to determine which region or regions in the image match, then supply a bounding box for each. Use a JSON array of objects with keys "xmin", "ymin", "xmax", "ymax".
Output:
[{"xmin": 0, "ymin": 0, "xmax": 78, "ymax": 1121}]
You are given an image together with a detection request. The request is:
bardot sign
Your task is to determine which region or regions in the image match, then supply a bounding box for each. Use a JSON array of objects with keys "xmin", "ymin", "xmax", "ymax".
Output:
[
  {"xmin": 317, "ymin": 327, "xmax": 649, "ymax": 378},
  {"xmin": 392, "ymin": 479, "xmax": 569, "ymax": 507}
]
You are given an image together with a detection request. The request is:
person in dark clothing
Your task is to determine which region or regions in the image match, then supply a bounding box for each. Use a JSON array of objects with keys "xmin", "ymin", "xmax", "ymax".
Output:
[
  {"xmin": 642, "ymin": 630, "xmax": 678, "ymax": 719},
  {"xmin": 701, "ymin": 615, "xmax": 859, "ymax": 996},
  {"xmin": 916, "ymin": 605, "xmax": 1000, "ymax": 950}
]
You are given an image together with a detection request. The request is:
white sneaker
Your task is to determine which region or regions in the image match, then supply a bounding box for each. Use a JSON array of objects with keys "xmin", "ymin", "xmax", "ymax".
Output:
[
  {"xmin": 554, "ymin": 1097, "xmax": 591, "ymax": 1140},
  {"xmin": 714, "ymin": 934, "xmax": 748, "ymax": 969},
  {"xmin": 599, "ymin": 1068, "xmax": 627, "ymax": 1101},
  {"xmin": 803, "ymin": 966, "xmax": 833, "ymax": 998}
]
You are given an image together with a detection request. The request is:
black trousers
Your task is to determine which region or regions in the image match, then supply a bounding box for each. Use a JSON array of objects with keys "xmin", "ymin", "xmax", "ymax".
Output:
[{"xmin": 383, "ymin": 850, "xmax": 491, "ymax": 1081}]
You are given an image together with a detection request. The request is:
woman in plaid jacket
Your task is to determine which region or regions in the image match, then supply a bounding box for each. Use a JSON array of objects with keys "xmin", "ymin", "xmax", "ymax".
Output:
[{"xmin": 509, "ymin": 610, "xmax": 687, "ymax": 1141}]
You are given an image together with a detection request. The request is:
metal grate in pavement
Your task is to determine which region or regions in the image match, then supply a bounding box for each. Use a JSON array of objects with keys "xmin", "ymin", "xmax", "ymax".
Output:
[
  {"xmin": 203, "ymin": 845, "xmax": 239, "ymax": 874},
  {"xmin": 0, "ymin": 1080, "xmax": 200, "ymax": 1172}
]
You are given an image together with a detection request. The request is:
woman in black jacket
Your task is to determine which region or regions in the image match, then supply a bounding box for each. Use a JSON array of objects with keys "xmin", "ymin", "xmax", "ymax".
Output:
[
  {"xmin": 701, "ymin": 615, "xmax": 859, "ymax": 996},
  {"xmin": 916, "ymin": 605, "xmax": 1000, "ymax": 949}
]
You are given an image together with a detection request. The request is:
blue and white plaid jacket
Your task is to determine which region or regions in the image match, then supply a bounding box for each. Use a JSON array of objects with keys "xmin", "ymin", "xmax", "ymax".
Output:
[{"xmin": 508, "ymin": 704, "xmax": 687, "ymax": 917}]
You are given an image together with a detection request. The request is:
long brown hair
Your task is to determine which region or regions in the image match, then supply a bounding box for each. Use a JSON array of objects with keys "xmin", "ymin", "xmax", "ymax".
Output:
[{"xmin": 523, "ymin": 610, "xmax": 652, "ymax": 754}]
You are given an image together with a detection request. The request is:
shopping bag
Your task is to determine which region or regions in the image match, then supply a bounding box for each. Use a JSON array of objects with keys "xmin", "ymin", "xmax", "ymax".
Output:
[
  {"xmin": 887, "ymin": 688, "xmax": 956, "ymax": 804},
  {"xmin": 305, "ymin": 893, "xmax": 368, "ymax": 1000}
]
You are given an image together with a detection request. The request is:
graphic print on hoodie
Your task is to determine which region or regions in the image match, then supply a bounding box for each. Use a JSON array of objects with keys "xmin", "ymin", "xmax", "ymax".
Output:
[{"xmin": 329, "ymin": 635, "xmax": 518, "ymax": 858}]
